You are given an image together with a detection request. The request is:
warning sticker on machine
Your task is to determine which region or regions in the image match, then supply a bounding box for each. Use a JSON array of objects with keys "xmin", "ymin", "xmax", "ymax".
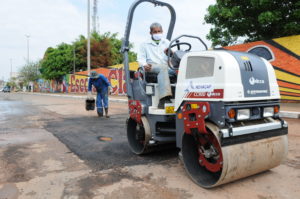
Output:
[{"xmin": 185, "ymin": 89, "xmax": 224, "ymax": 99}]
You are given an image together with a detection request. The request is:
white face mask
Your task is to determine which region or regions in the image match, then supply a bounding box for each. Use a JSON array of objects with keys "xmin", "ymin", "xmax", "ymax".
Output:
[{"xmin": 152, "ymin": 33, "xmax": 163, "ymax": 41}]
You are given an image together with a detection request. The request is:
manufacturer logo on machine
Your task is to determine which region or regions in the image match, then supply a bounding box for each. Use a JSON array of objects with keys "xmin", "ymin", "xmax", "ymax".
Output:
[
  {"xmin": 247, "ymin": 89, "xmax": 268, "ymax": 95},
  {"xmin": 249, "ymin": 77, "xmax": 265, "ymax": 85},
  {"xmin": 185, "ymin": 81, "xmax": 213, "ymax": 93},
  {"xmin": 185, "ymin": 89, "xmax": 224, "ymax": 99}
]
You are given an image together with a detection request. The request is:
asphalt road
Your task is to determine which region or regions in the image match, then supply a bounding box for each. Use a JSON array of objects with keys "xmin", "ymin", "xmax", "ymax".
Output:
[
  {"xmin": 44, "ymin": 109, "xmax": 178, "ymax": 171},
  {"xmin": 0, "ymin": 92, "xmax": 299, "ymax": 199}
]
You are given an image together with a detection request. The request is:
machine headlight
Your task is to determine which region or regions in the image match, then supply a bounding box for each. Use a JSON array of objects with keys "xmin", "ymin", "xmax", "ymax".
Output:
[
  {"xmin": 237, "ymin": 109, "xmax": 250, "ymax": 120},
  {"xmin": 263, "ymin": 107, "xmax": 274, "ymax": 117}
]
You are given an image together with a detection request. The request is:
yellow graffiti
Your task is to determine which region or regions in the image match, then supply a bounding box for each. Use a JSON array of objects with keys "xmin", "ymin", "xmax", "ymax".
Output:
[
  {"xmin": 109, "ymin": 62, "xmax": 139, "ymax": 71},
  {"xmin": 275, "ymin": 70, "xmax": 300, "ymax": 85},
  {"xmin": 281, "ymin": 95, "xmax": 300, "ymax": 101},
  {"xmin": 279, "ymin": 87, "xmax": 300, "ymax": 94},
  {"xmin": 70, "ymin": 75, "xmax": 88, "ymax": 83},
  {"xmin": 110, "ymin": 78, "xmax": 119, "ymax": 88},
  {"xmin": 273, "ymin": 35, "xmax": 300, "ymax": 56}
]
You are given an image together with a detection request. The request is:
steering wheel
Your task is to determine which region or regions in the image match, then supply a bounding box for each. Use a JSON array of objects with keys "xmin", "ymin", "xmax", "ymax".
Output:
[
  {"xmin": 167, "ymin": 35, "xmax": 208, "ymax": 70},
  {"xmin": 169, "ymin": 42, "xmax": 192, "ymax": 52},
  {"xmin": 166, "ymin": 42, "xmax": 192, "ymax": 70}
]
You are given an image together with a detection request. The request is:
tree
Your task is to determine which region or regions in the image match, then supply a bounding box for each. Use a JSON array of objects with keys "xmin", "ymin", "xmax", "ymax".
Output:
[
  {"xmin": 40, "ymin": 43, "xmax": 74, "ymax": 81},
  {"xmin": 40, "ymin": 32, "xmax": 137, "ymax": 81},
  {"xmin": 204, "ymin": 0, "xmax": 300, "ymax": 47},
  {"xmin": 93, "ymin": 32, "xmax": 137, "ymax": 66},
  {"xmin": 6, "ymin": 77, "xmax": 18, "ymax": 90},
  {"xmin": 19, "ymin": 61, "xmax": 40, "ymax": 85}
]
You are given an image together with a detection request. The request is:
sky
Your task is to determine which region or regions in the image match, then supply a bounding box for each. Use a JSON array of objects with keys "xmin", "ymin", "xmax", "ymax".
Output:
[{"xmin": 0, "ymin": 0, "xmax": 216, "ymax": 81}]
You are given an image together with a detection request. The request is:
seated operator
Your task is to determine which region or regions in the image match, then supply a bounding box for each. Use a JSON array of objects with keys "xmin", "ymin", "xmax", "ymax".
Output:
[{"xmin": 137, "ymin": 22, "xmax": 172, "ymax": 109}]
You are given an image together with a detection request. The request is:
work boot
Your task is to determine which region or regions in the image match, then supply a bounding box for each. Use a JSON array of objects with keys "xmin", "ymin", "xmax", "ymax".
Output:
[
  {"xmin": 97, "ymin": 108, "xmax": 103, "ymax": 117},
  {"xmin": 105, "ymin": 108, "xmax": 110, "ymax": 118},
  {"xmin": 158, "ymin": 96, "xmax": 172, "ymax": 109}
]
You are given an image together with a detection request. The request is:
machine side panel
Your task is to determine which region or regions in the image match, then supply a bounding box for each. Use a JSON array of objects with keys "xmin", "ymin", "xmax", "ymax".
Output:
[
  {"xmin": 208, "ymin": 102, "xmax": 226, "ymax": 127},
  {"xmin": 228, "ymin": 51, "xmax": 270, "ymax": 98},
  {"xmin": 132, "ymin": 80, "xmax": 147, "ymax": 101}
]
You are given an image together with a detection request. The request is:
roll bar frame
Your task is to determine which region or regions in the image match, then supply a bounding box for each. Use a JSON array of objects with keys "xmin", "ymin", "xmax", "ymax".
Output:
[{"xmin": 121, "ymin": 0, "xmax": 176, "ymax": 99}]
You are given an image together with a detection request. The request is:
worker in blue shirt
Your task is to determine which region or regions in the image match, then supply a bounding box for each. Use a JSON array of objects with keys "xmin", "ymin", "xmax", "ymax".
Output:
[{"xmin": 88, "ymin": 71, "xmax": 112, "ymax": 117}]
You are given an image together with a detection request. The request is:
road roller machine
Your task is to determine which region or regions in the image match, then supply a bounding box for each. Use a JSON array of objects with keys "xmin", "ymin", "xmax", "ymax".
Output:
[{"xmin": 121, "ymin": 0, "xmax": 288, "ymax": 188}]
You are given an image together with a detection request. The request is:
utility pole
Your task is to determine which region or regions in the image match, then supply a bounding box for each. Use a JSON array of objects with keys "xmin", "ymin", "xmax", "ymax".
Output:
[
  {"xmin": 10, "ymin": 58, "xmax": 12, "ymax": 79},
  {"xmin": 73, "ymin": 46, "xmax": 76, "ymax": 74},
  {"xmin": 87, "ymin": 0, "xmax": 91, "ymax": 76},
  {"xmin": 92, "ymin": 0, "xmax": 99, "ymax": 32},
  {"xmin": 25, "ymin": 35, "xmax": 30, "ymax": 64}
]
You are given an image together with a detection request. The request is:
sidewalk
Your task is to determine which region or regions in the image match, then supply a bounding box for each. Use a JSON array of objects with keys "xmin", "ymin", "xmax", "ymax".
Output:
[
  {"xmin": 20, "ymin": 91, "xmax": 128, "ymax": 103},
  {"xmin": 279, "ymin": 103, "xmax": 300, "ymax": 119},
  {"xmin": 19, "ymin": 92, "xmax": 300, "ymax": 119}
]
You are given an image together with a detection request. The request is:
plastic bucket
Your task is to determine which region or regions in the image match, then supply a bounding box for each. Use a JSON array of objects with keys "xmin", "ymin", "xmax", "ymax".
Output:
[{"xmin": 85, "ymin": 98, "xmax": 95, "ymax": 111}]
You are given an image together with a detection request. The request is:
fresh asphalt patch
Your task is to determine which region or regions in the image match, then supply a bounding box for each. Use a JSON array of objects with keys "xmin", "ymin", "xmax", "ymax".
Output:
[
  {"xmin": 1, "ymin": 94, "xmax": 179, "ymax": 172},
  {"xmin": 44, "ymin": 114, "xmax": 179, "ymax": 171}
]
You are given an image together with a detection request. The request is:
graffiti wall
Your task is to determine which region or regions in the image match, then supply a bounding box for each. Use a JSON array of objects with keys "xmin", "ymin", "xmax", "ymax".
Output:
[
  {"xmin": 68, "ymin": 74, "xmax": 88, "ymax": 93},
  {"xmin": 108, "ymin": 68, "xmax": 126, "ymax": 95},
  {"xmin": 34, "ymin": 68, "xmax": 128, "ymax": 95},
  {"xmin": 66, "ymin": 68, "xmax": 127, "ymax": 95},
  {"xmin": 34, "ymin": 78, "xmax": 67, "ymax": 93},
  {"xmin": 224, "ymin": 35, "xmax": 300, "ymax": 101}
]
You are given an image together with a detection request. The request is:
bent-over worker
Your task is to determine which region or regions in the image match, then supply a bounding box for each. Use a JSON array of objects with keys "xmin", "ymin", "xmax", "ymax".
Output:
[{"xmin": 88, "ymin": 71, "xmax": 112, "ymax": 118}]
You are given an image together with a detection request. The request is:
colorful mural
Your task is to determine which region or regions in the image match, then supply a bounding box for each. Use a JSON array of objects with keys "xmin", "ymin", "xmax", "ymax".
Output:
[
  {"xmin": 224, "ymin": 35, "xmax": 300, "ymax": 101},
  {"xmin": 66, "ymin": 68, "xmax": 127, "ymax": 95},
  {"xmin": 34, "ymin": 62, "xmax": 139, "ymax": 95},
  {"xmin": 68, "ymin": 74, "xmax": 89, "ymax": 93}
]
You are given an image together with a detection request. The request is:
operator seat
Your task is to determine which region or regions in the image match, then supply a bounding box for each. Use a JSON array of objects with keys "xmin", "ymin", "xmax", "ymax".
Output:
[{"xmin": 144, "ymin": 50, "xmax": 187, "ymax": 84}]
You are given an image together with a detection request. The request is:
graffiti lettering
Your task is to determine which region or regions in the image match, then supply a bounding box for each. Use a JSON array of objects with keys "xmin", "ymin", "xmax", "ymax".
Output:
[
  {"xmin": 33, "ymin": 69, "xmax": 128, "ymax": 95},
  {"xmin": 108, "ymin": 69, "xmax": 126, "ymax": 95}
]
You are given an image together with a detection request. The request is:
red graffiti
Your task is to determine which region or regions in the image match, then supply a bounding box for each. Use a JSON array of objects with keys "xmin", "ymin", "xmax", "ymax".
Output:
[
  {"xmin": 108, "ymin": 68, "xmax": 126, "ymax": 95},
  {"xmin": 69, "ymin": 70, "xmax": 126, "ymax": 95},
  {"xmin": 69, "ymin": 74, "xmax": 89, "ymax": 93}
]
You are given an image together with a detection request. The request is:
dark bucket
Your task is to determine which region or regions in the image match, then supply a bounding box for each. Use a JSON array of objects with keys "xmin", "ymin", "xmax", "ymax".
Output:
[{"xmin": 85, "ymin": 98, "xmax": 95, "ymax": 111}]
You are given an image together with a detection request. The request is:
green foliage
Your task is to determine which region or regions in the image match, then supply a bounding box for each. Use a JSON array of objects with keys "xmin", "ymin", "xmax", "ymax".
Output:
[
  {"xmin": 6, "ymin": 77, "xmax": 18, "ymax": 89},
  {"xmin": 40, "ymin": 43, "xmax": 74, "ymax": 81},
  {"xmin": 40, "ymin": 32, "xmax": 137, "ymax": 80},
  {"xmin": 205, "ymin": 0, "xmax": 300, "ymax": 47},
  {"xmin": 19, "ymin": 61, "xmax": 41, "ymax": 85}
]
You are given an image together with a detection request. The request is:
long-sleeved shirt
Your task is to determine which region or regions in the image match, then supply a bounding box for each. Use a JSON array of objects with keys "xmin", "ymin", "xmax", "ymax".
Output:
[
  {"xmin": 137, "ymin": 38, "xmax": 170, "ymax": 67},
  {"xmin": 88, "ymin": 74, "xmax": 111, "ymax": 92}
]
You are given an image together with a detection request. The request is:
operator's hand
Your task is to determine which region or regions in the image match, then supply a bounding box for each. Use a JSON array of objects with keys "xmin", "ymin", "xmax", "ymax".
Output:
[
  {"xmin": 164, "ymin": 48, "xmax": 173, "ymax": 56},
  {"xmin": 108, "ymin": 86, "xmax": 112, "ymax": 95},
  {"xmin": 144, "ymin": 64, "xmax": 152, "ymax": 72}
]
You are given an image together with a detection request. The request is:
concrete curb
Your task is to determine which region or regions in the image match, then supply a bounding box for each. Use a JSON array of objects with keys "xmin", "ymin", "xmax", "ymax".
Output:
[
  {"xmin": 18, "ymin": 92, "xmax": 128, "ymax": 103},
  {"xmin": 16, "ymin": 92, "xmax": 299, "ymax": 118},
  {"xmin": 279, "ymin": 111, "xmax": 300, "ymax": 119}
]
